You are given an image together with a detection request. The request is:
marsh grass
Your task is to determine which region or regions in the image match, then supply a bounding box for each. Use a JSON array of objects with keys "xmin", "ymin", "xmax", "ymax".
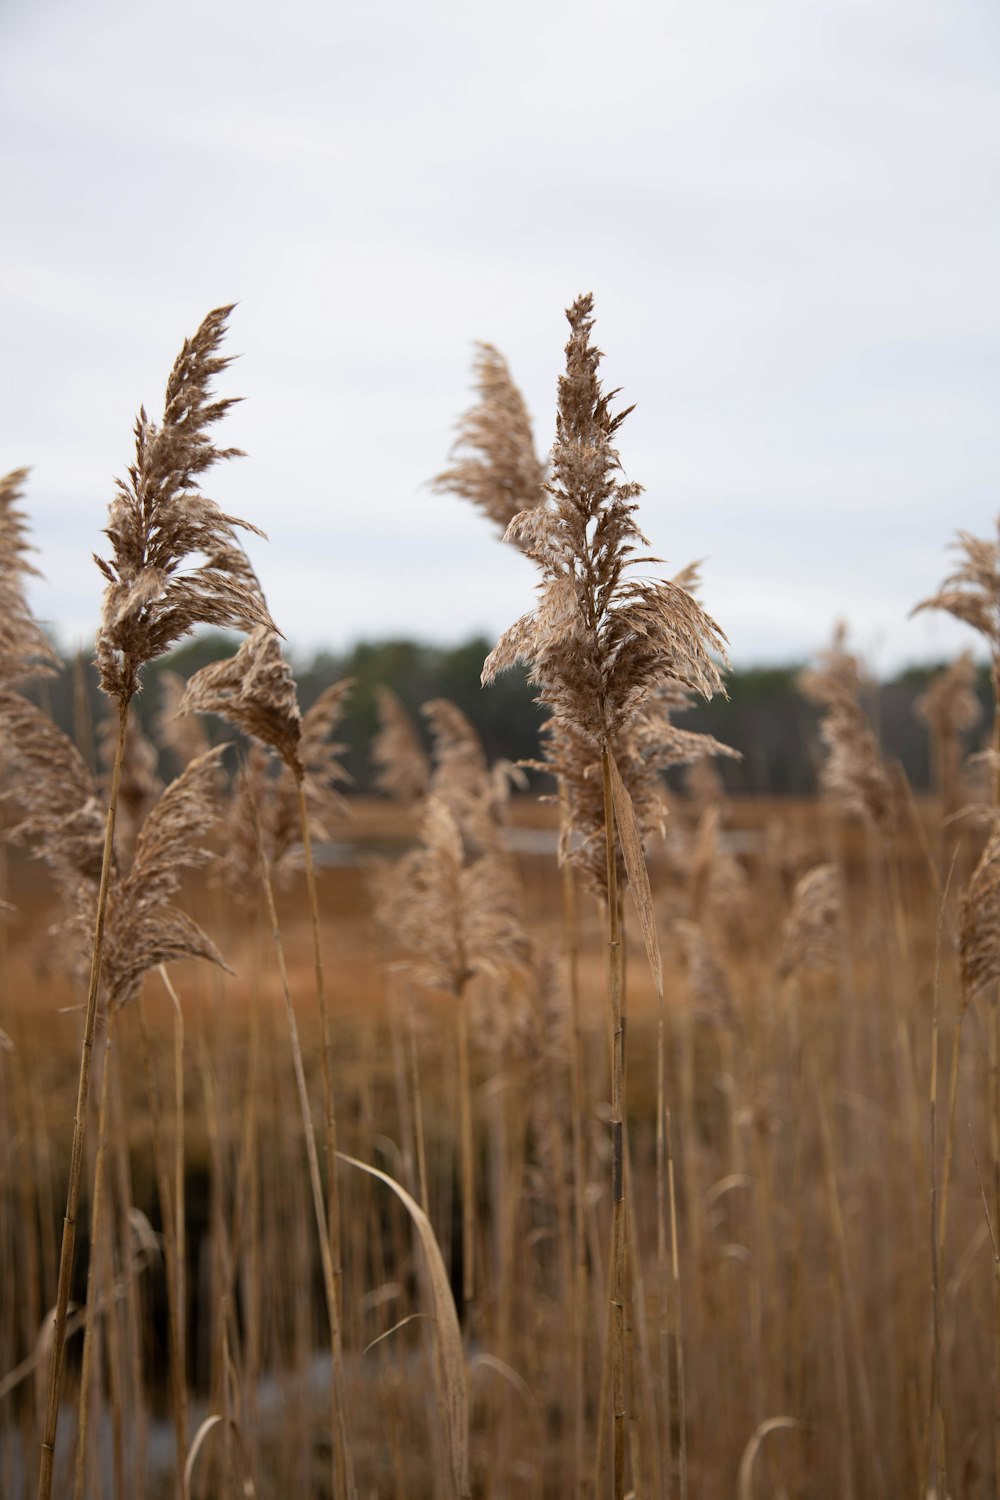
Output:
[{"xmin": 3, "ymin": 301, "xmax": 1000, "ymax": 1500}]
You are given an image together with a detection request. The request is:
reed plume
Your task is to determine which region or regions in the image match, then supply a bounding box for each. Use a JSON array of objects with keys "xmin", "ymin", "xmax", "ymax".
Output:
[
  {"xmin": 94, "ymin": 746, "xmax": 229, "ymax": 1009},
  {"xmin": 799, "ymin": 623, "xmax": 893, "ymax": 831},
  {"xmin": 675, "ymin": 918, "xmax": 736, "ymax": 1025},
  {"xmin": 179, "ymin": 625, "xmax": 351, "ymax": 850},
  {"xmin": 94, "ymin": 306, "xmax": 274, "ymax": 707},
  {"xmin": 433, "ymin": 343, "xmax": 546, "ymax": 533},
  {"xmin": 914, "ymin": 522, "xmax": 1000, "ymax": 646},
  {"xmin": 0, "ymin": 690, "xmax": 105, "ymax": 896},
  {"xmin": 689, "ymin": 802, "xmax": 751, "ymax": 943},
  {"xmin": 914, "ymin": 521, "xmax": 1000, "ymax": 802},
  {"xmin": 483, "ymin": 293, "xmax": 730, "ymax": 1500},
  {"xmin": 156, "ymin": 669, "xmax": 213, "ymax": 769},
  {"xmin": 959, "ymin": 830, "xmax": 1000, "ymax": 1000},
  {"xmin": 914, "ymin": 652, "xmax": 983, "ymax": 818},
  {"xmin": 0, "ymin": 469, "xmax": 59, "ymax": 683},
  {"xmin": 423, "ymin": 697, "xmax": 524, "ymax": 857},
  {"xmin": 778, "ymin": 863, "xmax": 842, "ymax": 979},
  {"xmin": 372, "ymin": 686, "xmax": 431, "ymax": 806}
]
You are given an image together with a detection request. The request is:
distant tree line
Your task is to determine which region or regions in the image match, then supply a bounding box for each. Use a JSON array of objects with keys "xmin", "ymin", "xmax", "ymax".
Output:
[{"xmin": 35, "ymin": 633, "xmax": 992, "ymax": 797}]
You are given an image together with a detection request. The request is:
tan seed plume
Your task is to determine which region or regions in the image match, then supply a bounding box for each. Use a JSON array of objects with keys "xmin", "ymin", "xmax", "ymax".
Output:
[
  {"xmin": 483, "ymin": 296, "xmax": 732, "ymax": 899},
  {"xmin": 156, "ymin": 669, "xmax": 213, "ymax": 769},
  {"xmin": 95, "ymin": 746, "xmax": 231, "ymax": 1011},
  {"xmin": 372, "ymin": 686, "xmax": 431, "ymax": 806},
  {"xmin": 913, "ymin": 522, "xmax": 1000, "ymax": 647},
  {"xmin": 0, "ymin": 689, "xmax": 105, "ymax": 892},
  {"xmin": 0, "ymin": 469, "xmax": 59, "ymax": 683},
  {"xmin": 778, "ymin": 862, "xmax": 843, "ymax": 979},
  {"xmin": 914, "ymin": 650, "xmax": 983, "ymax": 814},
  {"xmin": 179, "ymin": 626, "xmax": 352, "ymax": 851},
  {"xmin": 94, "ymin": 305, "xmax": 275, "ymax": 706},
  {"xmin": 799, "ymin": 623, "xmax": 893, "ymax": 831},
  {"xmin": 959, "ymin": 829, "xmax": 1000, "ymax": 999},
  {"xmin": 433, "ymin": 342, "xmax": 547, "ymax": 534}
]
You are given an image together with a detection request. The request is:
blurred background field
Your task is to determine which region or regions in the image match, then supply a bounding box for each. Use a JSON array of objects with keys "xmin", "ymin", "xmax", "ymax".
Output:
[{"xmin": 2, "ymin": 764, "xmax": 993, "ymax": 1498}]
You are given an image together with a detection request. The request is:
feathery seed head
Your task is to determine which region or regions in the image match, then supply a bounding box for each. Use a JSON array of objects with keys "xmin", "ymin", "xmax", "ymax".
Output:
[
  {"xmin": 0, "ymin": 689, "xmax": 105, "ymax": 892},
  {"xmin": 156, "ymin": 669, "xmax": 213, "ymax": 769},
  {"xmin": 183, "ymin": 629, "xmax": 351, "ymax": 875},
  {"xmin": 483, "ymin": 296, "xmax": 733, "ymax": 899},
  {"xmin": 913, "ymin": 520, "xmax": 1000, "ymax": 651},
  {"xmin": 372, "ymin": 686, "xmax": 431, "ymax": 805},
  {"xmin": 914, "ymin": 650, "xmax": 983, "ymax": 742},
  {"xmin": 433, "ymin": 343, "xmax": 546, "ymax": 534},
  {"xmin": 95, "ymin": 306, "xmax": 275, "ymax": 704},
  {"xmin": 482, "ymin": 294, "xmax": 729, "ymax": 749},
  {"xmin": 778, "ymin": 863, "xmax": 842, "ymax": 979},
  {"xmin": 97, "ymin": 745, "xmax": 230, "ymax": 1009},
  {"xmin": 675, "ymin": 919, "xmax": 736, "ymax": 1025},
  {"xmin": 799, "ymin": 624, "xmax": 893, "ymax": 830},
  {"xmin": 180, "ymin": 626, "xmax": 302, "ymax": 770},
  {"xmin": 960, "ymin": 829, "xmax": 1000, "ymax": 999},
  {"xmin": 0, "ymin": 468, "xmax": 60, "ymax": 683}
]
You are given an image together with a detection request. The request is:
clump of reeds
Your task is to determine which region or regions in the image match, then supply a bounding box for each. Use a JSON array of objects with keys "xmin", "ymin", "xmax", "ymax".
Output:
[
  {"xmin": 375, "ymin": 698, "xmax": 531, "ymax": 1319},
  {"xmin": 483, "ymin": 292, "xmax": 730, "ymax": 1498}
]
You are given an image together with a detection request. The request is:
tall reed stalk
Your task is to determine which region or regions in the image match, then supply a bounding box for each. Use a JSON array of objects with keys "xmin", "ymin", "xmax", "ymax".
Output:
[
  {"xmin": 483, "ymin": 294, "xmax": 729, "ymax": 1498},
  {"xmin": 35, "ymin": 306, "xmax": 272, "ymax": 1500}
]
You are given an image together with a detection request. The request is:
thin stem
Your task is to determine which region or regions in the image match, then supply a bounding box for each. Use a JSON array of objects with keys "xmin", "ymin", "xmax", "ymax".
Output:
[
  {"xmin": 73, "ymin": 1009, "xmax": 117, "ymax": 1500},
  {"xmin": 666, "ymin": 1109, "xmax": 687, "ymax": 1500},
  {"xmin": 246, "ymin": 772, "xmax": 356, "ymax": 1500},
  {"xmin": 657, "ymin": 976, "xmax": 671, "ymax": 1499},
  {"xmin": 408, "ymin": 997, "xmax": 430, "ymax": 1215},
  {"xmin": 457, "ymin": 977, "xmax": 475, "ymax": 1314},
  {"xmin": 158, "ymin": 964, "xmax": 190, "ymax": 1500},
  {"xmin": 295, "ymin": 776, "xmax": 342, "ymax": 1316},
  {"xmin": 38, "ymin": 693, "xmax": 129, "ymax": 1500},
  {"xmin": 295, "ymin": 773, "xmax": 350, "ymax": 1500},
  {"xmin": 601, "ymin": 746, "xmax": 626, "ymax": 1500},
  {"xmin": 559, "ymin": 781, "xmax": 588, "ymax": 1500},
  {"xmin": 138, "ymin": 993, "xmax": 188, "ymax": 1500},
  {"xmin": 928, "ymin": 916, "xmax": 947, "ymax": 1497}
]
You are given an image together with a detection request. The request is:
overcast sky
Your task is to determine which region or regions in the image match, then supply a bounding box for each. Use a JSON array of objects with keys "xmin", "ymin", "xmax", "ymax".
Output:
[{"xmin": 3, "ymin": 0, "xmax": 999, "ymax": 676}]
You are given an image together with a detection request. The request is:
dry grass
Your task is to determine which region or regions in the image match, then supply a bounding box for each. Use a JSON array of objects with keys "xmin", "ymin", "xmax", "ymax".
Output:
[
  {"xmin": 1, "ymin": 787, "xmax": 994, "ymax": 1498},
  {"xmin": 3, "ymin": 298, "xmax": 1000, "ymax": 1500}
]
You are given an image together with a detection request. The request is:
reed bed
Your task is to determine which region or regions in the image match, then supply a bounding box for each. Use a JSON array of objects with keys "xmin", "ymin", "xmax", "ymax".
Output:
[{"xmin": 1, "ymin": 300, "xmax": 998, "ymax": 1499}]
